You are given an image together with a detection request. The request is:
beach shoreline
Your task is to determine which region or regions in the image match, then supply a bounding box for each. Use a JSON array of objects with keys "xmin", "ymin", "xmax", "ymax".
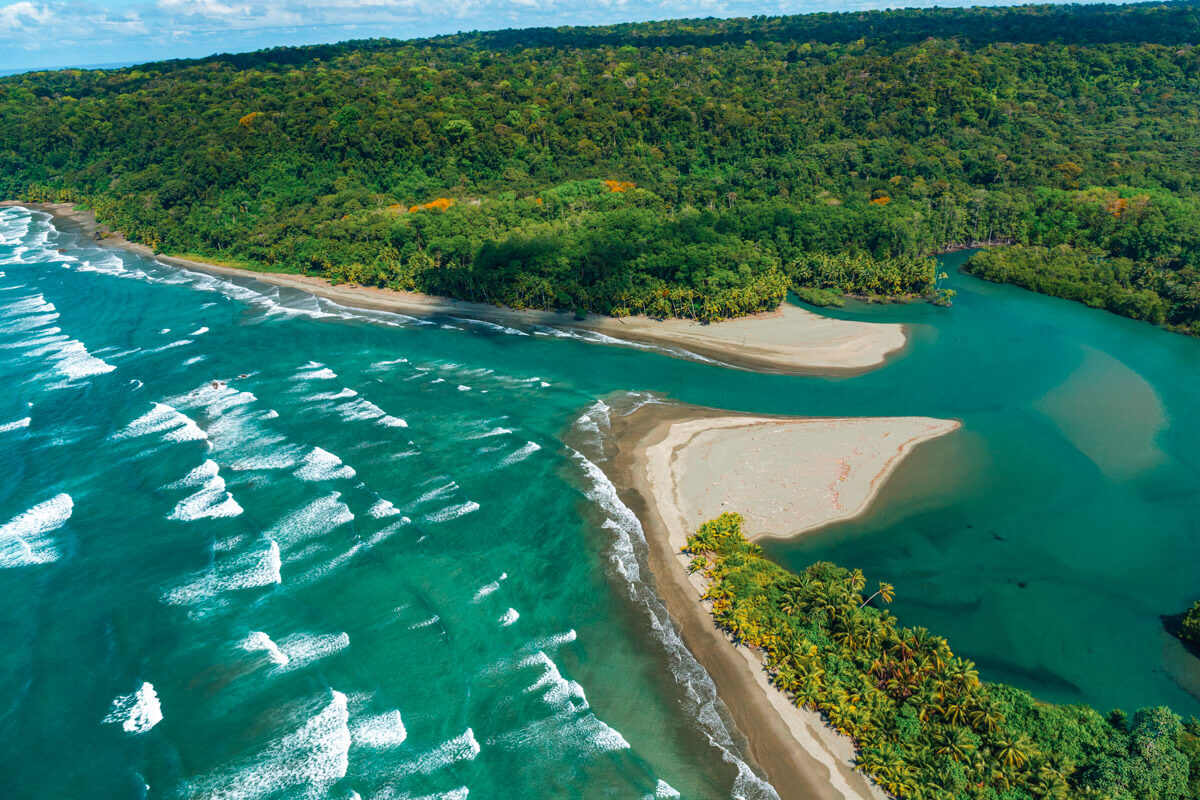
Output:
[
  {"xmin": 2, "ymin": 200, "xmax": 909, "ymax": 376},
  {"xmin": 598, "ymin": 401, "xmax": 960, "ymax": 800}
]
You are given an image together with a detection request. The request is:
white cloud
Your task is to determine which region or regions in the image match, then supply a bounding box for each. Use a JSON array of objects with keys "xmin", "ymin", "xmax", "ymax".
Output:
[{"xmin": 0, "ymin": 0, "xmax": 1133, "ymax": 71}]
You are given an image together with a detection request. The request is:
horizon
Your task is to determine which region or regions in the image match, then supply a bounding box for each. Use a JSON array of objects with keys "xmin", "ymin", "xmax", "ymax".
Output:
[{"xmin": 0, "ymin": 0, "xmax": 1145, "ymax": 73}]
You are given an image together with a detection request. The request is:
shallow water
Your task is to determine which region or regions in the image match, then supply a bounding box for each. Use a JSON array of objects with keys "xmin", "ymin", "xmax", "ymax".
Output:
[{"xmin": 0, "ymin": 207, "xmax": 1198, "ymax": 800}]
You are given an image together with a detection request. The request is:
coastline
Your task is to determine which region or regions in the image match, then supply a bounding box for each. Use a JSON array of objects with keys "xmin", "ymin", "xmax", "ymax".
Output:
[
  {"xmin": 2, "ymin": 201, "xmax": 908, "ymax": 376},
  {"xmin": 599, "ymin": 402, "xmax": 960, "ymax": 800}
]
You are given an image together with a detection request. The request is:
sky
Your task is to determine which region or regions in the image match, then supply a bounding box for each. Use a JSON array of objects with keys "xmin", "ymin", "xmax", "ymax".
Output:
[{"xmin": 0, "ymin": 0, "xmax": 1115, "ymax": 72}]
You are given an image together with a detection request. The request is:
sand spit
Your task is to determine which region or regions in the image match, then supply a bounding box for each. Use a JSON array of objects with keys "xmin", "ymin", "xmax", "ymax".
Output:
[
  {"xmin": 601, "ymin": 402, "xmax": 959, "ymax": 800},
  {"xmin": 4, "ymin": 201, "xmax": 907, "ymax": 375}
]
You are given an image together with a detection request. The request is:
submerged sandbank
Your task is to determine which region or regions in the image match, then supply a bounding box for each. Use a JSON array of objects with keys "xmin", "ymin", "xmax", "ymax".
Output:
[
  {"xmin": 3, "ymin": 201, "xmax": 908, "ymax": 375},
  {"xmin": 600, "ymin": 401, "xmax": 959, "ymax": 800}
]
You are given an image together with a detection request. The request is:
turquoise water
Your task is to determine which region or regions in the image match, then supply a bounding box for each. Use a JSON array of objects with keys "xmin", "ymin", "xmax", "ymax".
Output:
[{"xmin": 1, "ymin": 207, "xmax": 1198, "ymax": 800}]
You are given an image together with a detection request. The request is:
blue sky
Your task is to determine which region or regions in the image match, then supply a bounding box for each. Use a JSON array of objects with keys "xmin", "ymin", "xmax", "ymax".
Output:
[{"xmin": 0, "ymin": 0, "xmax": 1105, "ymax": 72}]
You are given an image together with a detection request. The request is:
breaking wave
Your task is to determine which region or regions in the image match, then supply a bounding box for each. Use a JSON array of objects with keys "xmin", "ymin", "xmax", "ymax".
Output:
[{"xmin": 0, "ymin": 492, "xmax": 72, "ymax": 567}]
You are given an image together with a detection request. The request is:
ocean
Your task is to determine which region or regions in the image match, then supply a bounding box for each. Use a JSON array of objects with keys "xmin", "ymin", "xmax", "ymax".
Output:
[{"xmin": 1, "ymin": 204, "xmax": 1198, "ymax": 799}]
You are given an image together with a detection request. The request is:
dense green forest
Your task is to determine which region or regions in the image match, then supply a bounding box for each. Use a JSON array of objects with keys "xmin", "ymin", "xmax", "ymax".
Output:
[
  {"xmin": 3, "ymin": 3, "xmax": 1200, "ymax": 324},
  {"xmin": 686, "ymin": 513, "xmax": 1200, "ymax": 800},
  {"xmin": 1180, "ymin": 602, "xmax": 1200, "ymax": 651}
]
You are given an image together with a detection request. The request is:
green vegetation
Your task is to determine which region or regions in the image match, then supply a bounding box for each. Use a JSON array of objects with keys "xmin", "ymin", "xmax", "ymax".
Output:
[
  {"xmin": 1180, "ymin": 601, "xmax": 1200, "ymax": 650},
  {"xmin": 964, "ymin": 187, "xmax": 1200, "ymax": 334},
  {"xmin": 685, "ymin": 513, "xmax": 1200, "ymax": 799},
  {"xmin": 4, "ymin": 3, "xmax": 1200, "ymax": 323}
]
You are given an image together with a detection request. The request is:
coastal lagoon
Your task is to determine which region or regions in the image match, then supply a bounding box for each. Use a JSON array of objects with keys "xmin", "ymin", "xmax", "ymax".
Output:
[{"xmin": 1, "ymin": 205, "xmax": 1198, "ymax": 799}]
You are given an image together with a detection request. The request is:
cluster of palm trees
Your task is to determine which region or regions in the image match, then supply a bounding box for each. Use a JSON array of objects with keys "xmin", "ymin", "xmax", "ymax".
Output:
[
  {"xmin": 786, "ymin": 251, "xmax": 938, "ymax": 297},
  {"xmin": 607, "ymin": 271, "xmax": 788, "ymax": 322},
  {"xmin": 684, "ymin": 513, "xmax": 1086, "ymax": 800}
]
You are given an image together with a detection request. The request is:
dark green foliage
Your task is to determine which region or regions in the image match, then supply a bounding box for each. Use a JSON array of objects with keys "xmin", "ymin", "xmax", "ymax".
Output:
[
  {"xmin": 686, "ymin": 512, "xmax": 1200, "ymax": 799},
  {"xmin": 4, "ymin": 3, "xmax": 1200, "ymax": 321},
  {"xmin": 964, "ymin": 186, "xmax": 1200, "ymax": 331},
  {"xmin": 1180, "ymin": 601, "xmax": 1200, "ymax": 648}
]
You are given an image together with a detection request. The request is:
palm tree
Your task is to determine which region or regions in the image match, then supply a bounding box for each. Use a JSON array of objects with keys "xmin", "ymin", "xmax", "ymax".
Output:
[
  {"xmin": 947, "ymin": 657, "xmax": 981, "ymax": 695},
  {"xmin": 848, "ymin": 568, "xmax": 867, "ymax": 593},
  {"xmin": 940, "ymin": 701, "xmax": 969, "ymax": 727},
  {"xmin": 969, "ymin": 699, "xmax": 1005, "ymax": 735},
  {"xmin": 859, "ymin": 581, "xmax": 896, "ymax": 609},
  {"xmin": 780, "ymin": 588, "xmax": 804, "ymax": 617},
  {"xmin": 933, "ymin": 726, "xmax": 976, "ymax": 763},
  {"xmin": 995, "ymin": 735, "xmax": 1028, "ymax": 768}
]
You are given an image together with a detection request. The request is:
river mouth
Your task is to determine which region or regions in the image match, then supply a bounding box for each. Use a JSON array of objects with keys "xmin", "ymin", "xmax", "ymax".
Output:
[{"xmin": 2, "ymin": 206, "xmax": 1199, "ymax": 800}]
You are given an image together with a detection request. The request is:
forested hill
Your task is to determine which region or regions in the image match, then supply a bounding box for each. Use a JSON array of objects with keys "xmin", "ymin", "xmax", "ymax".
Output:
[{"xmin": 4, "ymin": 2, "xmax": 1200, "ymax": 326}]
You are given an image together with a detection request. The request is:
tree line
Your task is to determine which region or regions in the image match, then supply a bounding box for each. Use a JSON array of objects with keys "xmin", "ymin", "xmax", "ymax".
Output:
[
  {"xmin": 686, "ymin": 513, "xmax": 1200, "ymax": 800},
  {"xmin": 3, "ymin": 3, "xmax": 1200, "ymax": 324}
]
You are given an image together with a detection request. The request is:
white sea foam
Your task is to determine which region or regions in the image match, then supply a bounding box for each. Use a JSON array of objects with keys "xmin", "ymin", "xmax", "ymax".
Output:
[
  {"xmin": 174, "ymin": 383, "xmax": 258, "ymax": 417},
  {"xmin": 452, "ymin": 316, "xmax": 528, "ymax": 336},
  {"xmin": 465, "ymin": 426, "xmax": 512, "ymax": 440},
  {"xmin": 522, "ymin": 629, "xmax": 577, "ymax": 654},
  {"xmin": 569, "ymin": 446, "xmax": 780, "ymax": 800},
  {"xmin": 229, "ymin": 446, "xmax": 303, "ymax": 471},
  {"xmin": 375, "ymin": 787, "xmax": 468, "ymax": 800},
  {"xmin": 191, "ymin": 689, "xmax": 350, "ymax": 800},
  {"xmin": 146, "ymin": 338, "xmax": 192, "ymax": 353},
  {"xmin": 294, "ymin": 447, "xmax": 356, "ymax": 481},
  {"xmin": 2, "ymin": 294, "xmax": 55, "ymax": 316},
  {"xmin": 0, "ymin": 493, "xmax": 71, "ymax": 567},
  {"xmin": 3, "ymin": 329, "xmax": 64, "ymax": 351},
  {"xmin": 408, "ymin": 481, "xmax": 458, "ymax": 507},
  {"xmin": 0, "ymin": 416, "xmax": 30, "ymax": 433},
  {"xmin": 309, "ymin": 387, "xmax": 358, "ymax": 401},
  {"xmin": 274, "ymin": 632, "xmax": 350, "ymax": 671},
  {"xmin": 423, "ymin": 501, "xmax": 479, "ymax": 523},
  {"xmin": 490, "ymin": 649, "xmax": 631, "ymax": 759},
  {"xmin": 267, "ymin": 493, "xmax": 353, "ymax": 549},
  {"xmin": 240, "ymin": 631, "xmax": 290, "ymax": 666},
  {"xmin": 295, "ymin": 364, "xmax": 338, "ymax": 381},
  {"xmin": 337, "ymin": 397, "xmax": 387, "ymax": 423},
  {"xmin": 0, "ymin": 311, "xmax": 57, "ymax": 333},
  {"xmin": 573, "ymin": 400, "xmax": 611, "ymax": 442},
  {"xmin": 350, "ymin": 709, "xmax": 407, "ymax": 748},
  {"xmin": 167, "ymin": 461, "xmax": 243, "ymax": 521},
  {"xmin": 379, "ymin": 415, "xmax": 408, "ymax": 428},
  {"xmin": 113, "ymin": 402, "xmax": 207, "ymax": 443},
  {"xmin": 471, "ymin": 572, "xmax": 507, "ymax": 602},
  {"xmin": 164, "ymin": 538, "xmax": 281, "ymax": 605},
  {"xmin": 396, "ymin": 729, "xmax": 480, "ymax": 776},
  {"xmin": 370, "ymin": 357, "xmax": 409, "ymax": 368},
  {"xmin": 499, "ymin": 608, "xmax": 520, "ymax": 627},
  {"xmin": 369, "ymin": 499, "xmax": 401, "ymax": 519},
  {"xmin": 493, "ymin": 711, "xmax": 630, "ymax": 760},
  {"xmin": 390, "ymin": 788, "xmax": 469, "ymax": 800},
  {"xmin": 457, "ymin": 385, "xmax": 471, "ymax": 392},
  {"xmin": 499, "ymin": 441, "xmax": 541, "ymax": 467},
  {"xmin": 27, "ymin": 335, "xmax": 116, "ymax": 383},
  {"xmin": 103, "ymin": 682, "xmax": 162, "ymax": 734},
  {"xmin": 166, "ymin": 460, "xmax": 220, "ymax": 488},
  {"xmin": 189, "ymin": 326, "xmax": 209, "ymax": 336},
  {"xmin": 522, "ymin": 651, "xmax": 589, "ymax": 713},
  {"xmin": 409, "ymin": 614, "xmax": 440, "ymax": 630},
  {"xmin": 651, "ymin": 779, "xmax": 682, "ymax": 798}
]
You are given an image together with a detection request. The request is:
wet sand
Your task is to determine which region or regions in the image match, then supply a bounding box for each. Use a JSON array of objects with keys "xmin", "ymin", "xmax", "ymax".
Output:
[
  {"xmin": 600, "ymin": 402, "xmax": 959, "ymax": 800},
  {"xmin": 3, "ymin": 201, "xmax": 908, "ymax": 375}
]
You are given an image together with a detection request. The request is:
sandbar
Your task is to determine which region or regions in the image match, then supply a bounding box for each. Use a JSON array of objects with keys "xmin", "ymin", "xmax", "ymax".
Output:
[
  {"xmin": 3, "ymin": 201, "xmax": 908, "ymax": 375},
  {"xmin": 599, "ymin": 401, "xmax": 959, "ymax": 800}
]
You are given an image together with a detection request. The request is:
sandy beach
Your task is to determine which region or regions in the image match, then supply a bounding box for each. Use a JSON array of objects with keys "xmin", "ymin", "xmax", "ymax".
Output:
[
  {"xmin": 2, "ymin": 201, "xmax": 908, "ymax": 375},
  {"xmin": 600, "ymin": 402, "xmax": 959, "ymax": 800}
]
